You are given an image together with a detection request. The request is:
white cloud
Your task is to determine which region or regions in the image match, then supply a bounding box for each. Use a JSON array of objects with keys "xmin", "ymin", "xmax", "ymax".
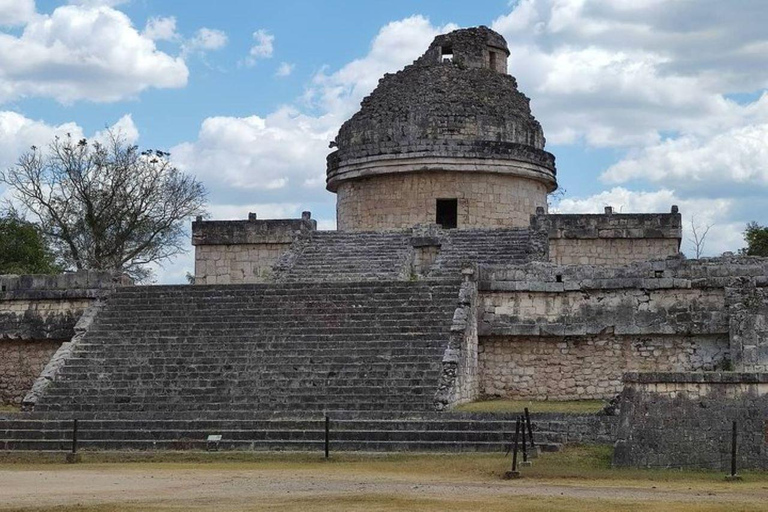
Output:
[
  {"xmin": 245, "ymin": 29, "xmax": 274, "ymax": 66},
  {"xmin": 68, "ymin": 0, "xmax": 129, "ymax": 6},
  {"xmin": 491, "ymin": 0, "xmax": 768, "ymax": 148},
  {"xmin": 209, "ymin": 203, "xmax": 301, "ymax": 221},
  {"xmin": 602, "ymin": 99, "xmax": 768, "ymax": 190},
  {"xmin": 183, "ymin": 27, "xmax": 228, "ymax": 55},
  {"xmin": 176, "ymin": 16, "xmax": 456, "ymax": 210},
  {"xmin": 0, "ymin": 111, "xmax": 84, "ymax": 171},
  {"xmin": 0, "ymin": 0, "xmax": 35, "ymax": 26},
  {"xmin": 0, "ymin": 4, "xmax": 188, "ymax": 104},
  {"xmin": 555, "ymin": 187, "xmax": 742, "ymax": 257},
  {"xmin": 171, "ymin": 107, "xmax": 334, "ymax": 197},
  {"xmin": 92, "ymin": 114, "xmax": 139, "ymax": 145},
  {"xmin": 143, "ymin": 15, "xmax": 178, "ymax": 42},
  {"xmin": 309, "ymin": 15, "xmax": 457, "ymax": 118},
  {"xmin": 275, "ymin": 62, "xmax": 294, "ymax": 77}
]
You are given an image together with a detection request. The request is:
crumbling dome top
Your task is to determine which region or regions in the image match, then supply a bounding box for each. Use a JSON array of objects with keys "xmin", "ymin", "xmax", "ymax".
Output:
[{"xmin": 326, "ymin": 26, "xmax": 557, "ymax": 193}]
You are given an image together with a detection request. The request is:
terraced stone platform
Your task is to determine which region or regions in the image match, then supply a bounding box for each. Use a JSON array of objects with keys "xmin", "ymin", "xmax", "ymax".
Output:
[{"xmin": 29, "ymin": 281, "xmax": 459, "ymax": 414}]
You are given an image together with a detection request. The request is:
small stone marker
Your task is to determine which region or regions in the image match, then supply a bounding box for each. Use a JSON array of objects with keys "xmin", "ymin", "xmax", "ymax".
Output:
[{"xmin": 206, "ymin": 434, "xmax": 222, "ymax": 451}]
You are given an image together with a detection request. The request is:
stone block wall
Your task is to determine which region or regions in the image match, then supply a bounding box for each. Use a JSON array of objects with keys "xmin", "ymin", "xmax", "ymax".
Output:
[
  {"xmin": 475, "ymin": 256, "xmax": 768, "ymax": 400},
  {"xmin": 0, "ymin": 340, "xmax": 60, "ymax": 406},
  {"xmin": 192, "ymin": 213, "xmax": 316, "ymax": 284},
  {"xmin": 480, "ymin": 334, "xmax": 729, "ymax": 400},
  {"xmin": 614, "ymin": 372, "xmax": 768, "ymax": 470},
  {"xmin": 549, "ymin": 238, "xmax": 681, "ymax": 266},
  {"xmin": 0, "ymin": 271, "xmax": 124, "ymax": 406},
  {"xmin": 533, "ymin": 206, "xmax": 682, "ymax": 266},
  {"xmin": 336, "ymin": 171, "xmax": 548, "ymax": 231}
]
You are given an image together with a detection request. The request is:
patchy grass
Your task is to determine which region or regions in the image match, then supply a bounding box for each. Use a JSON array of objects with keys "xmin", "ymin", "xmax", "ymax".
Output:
[
  {"xmin": 5, "ymin": 496, "xmax": 768, "ymax": 512},
  {"xmin": 0, "ymin": 404, "xmax": 20, "ymax": 413},
  {"xmin": 1, "ymin": 447, "xmax": 767, "ymax": 512},
  {"xmin": 454, "ymin": 399, "xmax": 606, "ymax": 414},
  {"xmin": 2, "ymin": 446, "xmax": 767, "ymax": 487}
]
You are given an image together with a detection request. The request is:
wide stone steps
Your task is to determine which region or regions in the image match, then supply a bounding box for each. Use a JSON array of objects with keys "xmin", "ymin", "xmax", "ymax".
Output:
[
  {"xmin": 31, "ymin": 280, "xmax": 459, "ymax": 416},
  {"xmin": 0, "ymin": 415, "xmax": 566, "ymax": 453}
]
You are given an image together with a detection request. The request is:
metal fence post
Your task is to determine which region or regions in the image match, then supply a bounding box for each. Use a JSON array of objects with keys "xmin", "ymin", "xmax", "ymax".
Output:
[{"xmin": 324, "ymin": 415, "xmax": 330, "ymax": 459}]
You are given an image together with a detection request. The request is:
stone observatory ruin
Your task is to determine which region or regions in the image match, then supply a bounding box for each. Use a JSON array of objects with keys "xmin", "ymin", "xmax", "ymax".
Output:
[{"xmin": 2, "ymin": 26, "xmax": 767, "ymax": 470}]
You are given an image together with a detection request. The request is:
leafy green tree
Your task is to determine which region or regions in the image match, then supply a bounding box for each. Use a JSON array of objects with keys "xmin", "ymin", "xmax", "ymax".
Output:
[
  {"xmin": 1, "ymin": 132, "xmax": 207, "ymax": 282},
  {"xmin": 0, "ymin": 209, "xmax": 61, "ymax": 274},
  {"xmin": 741, "ymin": 222, "xmax": 768, "ymax": 256}
]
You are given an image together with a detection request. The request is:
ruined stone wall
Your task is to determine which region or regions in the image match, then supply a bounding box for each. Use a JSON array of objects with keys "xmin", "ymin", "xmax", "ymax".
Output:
[
  {"xmin": 0, "ymin": 271, "xmax": 124, "ymax": 406},
  {"xmin": 336, "ymin": 171, "xmax": 548, "ymax": 231},
  {"xmin": 549, "ymin": 238, "xmax": 681, "ymax": 266},
  {"xmin": 192, "ymin": 214, "xmax": 316, "ymax": 284},
  {"xmin": 614, "ymin": 372, "xmax": 768, "ymax": 470},
  {"xmin": 476, "ymin": 257, "xmax": 768, "ymax": 400},
  {"xmin": 480, "ymin": 334, "xmax": 729, "ymax": 400},
  {"xmin": 0, "ymin": 340, "xmax": 59, "ymax": 406},
  {"xmin": 533, "ymin": 208, "xmax": 682, "ymax": 266}
]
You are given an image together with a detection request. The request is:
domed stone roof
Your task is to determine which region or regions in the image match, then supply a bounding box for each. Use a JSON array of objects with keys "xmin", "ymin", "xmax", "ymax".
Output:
[{"xmin": 326, "ymin": 26, "xmax": 557, "ymax": 192}]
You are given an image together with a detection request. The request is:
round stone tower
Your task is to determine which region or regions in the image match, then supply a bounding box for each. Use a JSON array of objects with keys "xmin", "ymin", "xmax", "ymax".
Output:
[{"xmin": 326, "ymin": 26, "xmax": 557, "ymax": 231}]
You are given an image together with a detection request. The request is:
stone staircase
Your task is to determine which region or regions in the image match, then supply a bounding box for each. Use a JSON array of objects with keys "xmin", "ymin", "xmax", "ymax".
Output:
[
  {"xmin": 273, "ymin": 228, "xmax": 540, "ymax": 282},
  {"xmin": 433, "ymin": 229, "xmax": 537, "ymax": 277},
  {"xmin": 0, "ymin": 413, "xmax": 576, "ymax": 453},
  {"xmin": 30, "ymin": 281, "xmax": 457, "ymax": 414},
  {"xmin": 274, "ymin": 231, "xmax": 412, "ymax": 281}
]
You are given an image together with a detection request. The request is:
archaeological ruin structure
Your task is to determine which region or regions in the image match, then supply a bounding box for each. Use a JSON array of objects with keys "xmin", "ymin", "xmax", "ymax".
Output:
[{"xmin": 1, "ymin": 26, "xmax": 766, "ymax": 469}]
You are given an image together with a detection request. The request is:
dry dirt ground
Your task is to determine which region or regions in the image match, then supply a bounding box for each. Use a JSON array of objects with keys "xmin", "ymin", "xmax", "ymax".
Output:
[{"xmin": 1, "ymin": 451, "xmax": 767, "ymax": 512}]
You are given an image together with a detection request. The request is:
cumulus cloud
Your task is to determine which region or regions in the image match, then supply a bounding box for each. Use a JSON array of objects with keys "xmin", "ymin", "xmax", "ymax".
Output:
[
  {"xmin": 0, "ymin": 111, "xmax": 83, "ymax": 171},
  {"xmin": 0, "ymin": 4, "xmax": 188, "ymax": 104},
  {"xmin": 491, "ymin": 0, "xmax": 768, "ymax": 147},
  {"xmin": 143, "ymin": 15, "xmax": 178, "ymax": 42},
  {"xmin": 275, "ymin": 62, "xmax": 294, "ymax": 77},
  {"xmin": 603, "ymin": 122, "xmax": 768, "ymax": 190},
  {"xmin": 245, "ymin": 29, "xmax": 274, "ymax": 66},
  {"xmin": 309, "ymin": 16, "xmax": 457, "ymax": 117},
  {"xmin": 176, "ymin": 15, "xmax": 456, "ymax": 209},
  {"xmin": 0, "ymin": 0, "xmax": 35, "ymax": 26},
  {"xmin": 182, "ymin": 27, "xmax": 228, "ymax": 55},
  {"xmin": 171, "ymin": 107, "xmax": 334, "ymax": 199}
]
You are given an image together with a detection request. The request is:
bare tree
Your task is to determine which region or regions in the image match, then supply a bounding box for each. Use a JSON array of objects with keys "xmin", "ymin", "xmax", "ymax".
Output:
[
  {"xmin": 1, "ymin": 132, "xmax": 207, "ymax": 282},
  {"xmin": 688, "ymin": 216, "xmax": 714, "ymax": 259}
]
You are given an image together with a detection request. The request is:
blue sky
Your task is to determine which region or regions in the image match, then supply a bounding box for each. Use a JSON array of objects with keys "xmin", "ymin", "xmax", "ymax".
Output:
[{"xmin": 1, "ymin": 0, "xmax": 767, "ymax": 282}]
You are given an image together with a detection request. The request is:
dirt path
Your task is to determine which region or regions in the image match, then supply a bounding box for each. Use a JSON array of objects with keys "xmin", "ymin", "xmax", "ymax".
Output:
[{"xmin": 1, "ymin": 466, "xmax": 766, "ymax": 510}]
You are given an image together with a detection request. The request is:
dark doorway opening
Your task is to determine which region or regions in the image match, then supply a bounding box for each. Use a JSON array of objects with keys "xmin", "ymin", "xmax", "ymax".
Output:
[{"xmin": 436, "ymin": 199, "xmax": 458, "ymax": 229}]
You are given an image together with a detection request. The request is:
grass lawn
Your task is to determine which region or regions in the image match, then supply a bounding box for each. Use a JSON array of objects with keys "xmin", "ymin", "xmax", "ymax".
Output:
[
  {"xmin": 1, "ymin": 446, "xmax": 767, "ymax": 511},
  {"xmin": 454, "ymin": 399, "xmax": 606, "ymax": 414}
]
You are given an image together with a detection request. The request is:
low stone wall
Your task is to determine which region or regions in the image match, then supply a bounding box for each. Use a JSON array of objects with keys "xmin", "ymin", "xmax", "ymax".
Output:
[
  {"xmin": 614, "ymin": 372, "xmax": 768, "ymax": 470},
  {"xmin": 192, "ymin": 213, "xmax": 316, "ymax": 284},
  {"xmin": 480, "ymin": 335, "xmax": 728, "ymax": 400},
  {"xmin": 533, "ymin": 206, "xmax": 682, "ymax": 266},
  {"xmin": 0, "ymin": 271, "xmax": 126, "ymax": 406}
]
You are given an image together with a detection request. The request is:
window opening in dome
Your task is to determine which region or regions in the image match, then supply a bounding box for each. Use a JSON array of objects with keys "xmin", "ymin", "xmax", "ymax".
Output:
[
  {"xmin": 436, "ymin": 199, "xmax": 458, "ymax": 229},
  {"xmin": 441, "ymin": 45, "xmax": 453, "ymax": 62},
  {"xmin": 489, "ymin": 50, "xmax": 497, "ymax": 70}
]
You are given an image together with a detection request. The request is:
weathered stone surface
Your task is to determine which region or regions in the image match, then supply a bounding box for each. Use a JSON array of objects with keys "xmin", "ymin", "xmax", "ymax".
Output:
[
  {"xmin": 614, "ymin": 372, "xmax": 768, "ymax": 470},
  {"xmin": 326, "ymin": 26, "xmax": 556, "ymax": 231},
  {"xmin": 192, "ymin": 213, "xmax": 316, "ymax": 284},
  {"xmin": 0, "ymin": 271, "xmax": 127, "ymax": 406}
]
